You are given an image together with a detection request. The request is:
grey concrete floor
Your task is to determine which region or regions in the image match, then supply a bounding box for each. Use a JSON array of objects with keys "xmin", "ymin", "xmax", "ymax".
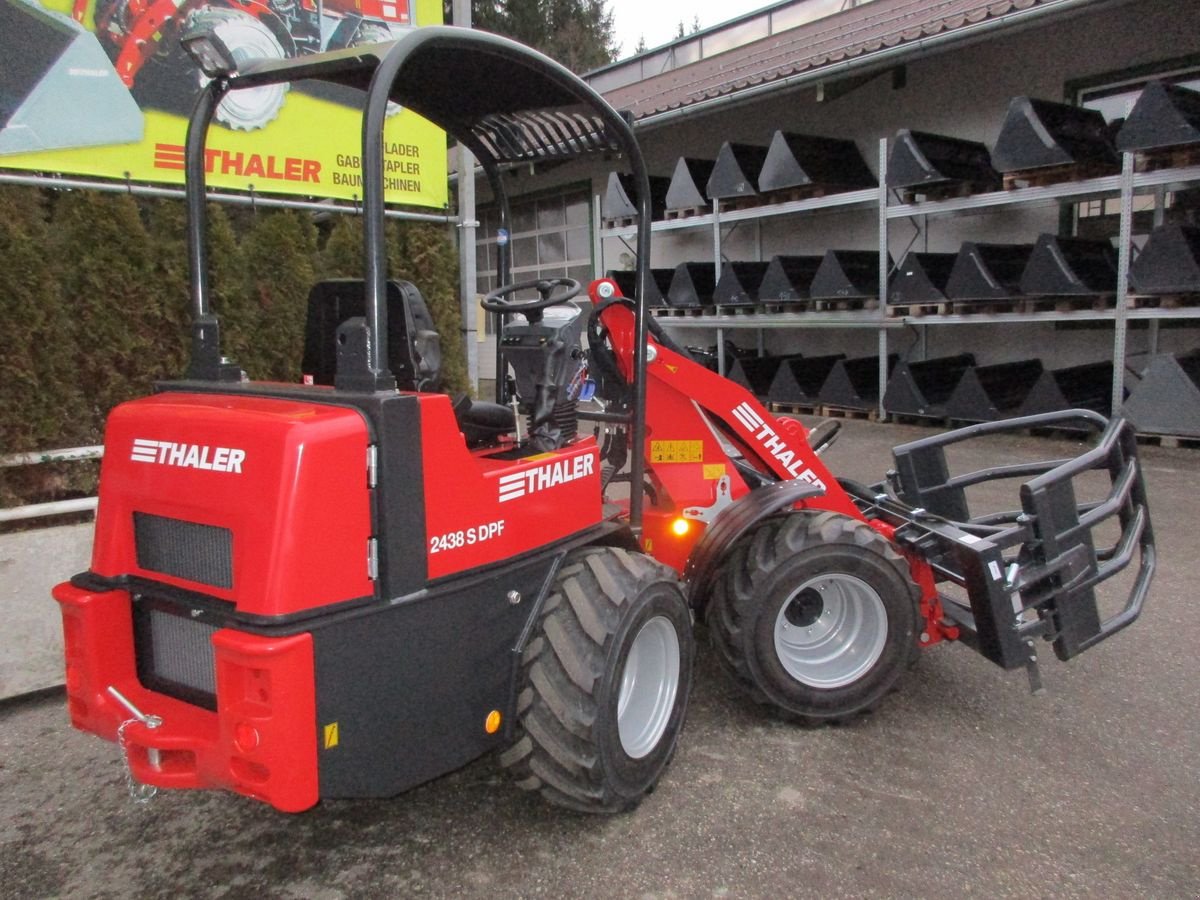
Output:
[{"xmin": 1, "ymin": 418, "xmax": 1197, "ymax": 899}]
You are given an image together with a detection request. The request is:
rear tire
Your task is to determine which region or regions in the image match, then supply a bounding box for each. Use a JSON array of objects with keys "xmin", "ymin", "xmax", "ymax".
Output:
[
  {"xmin": 500, "ymin": 547, "xmax": 693, "ymax": 813},
  {"xmin": 708, "ymin": 511, "xmax": 919, "ymax": 724}
]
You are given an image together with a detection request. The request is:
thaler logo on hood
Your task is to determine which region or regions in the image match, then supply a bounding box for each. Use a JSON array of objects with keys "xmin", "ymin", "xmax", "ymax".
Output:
[{"xmin": 130, "ymin": 439, "xmax": 246, "ymax": 474}]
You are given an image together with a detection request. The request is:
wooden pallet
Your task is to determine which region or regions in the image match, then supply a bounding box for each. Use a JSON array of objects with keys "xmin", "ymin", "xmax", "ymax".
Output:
[
  {"xmin": 760, "ymin": 183, "xmax": 858, "ymax": 204},
  {"xmin": 712, "ymin": 304, "xmax": 762, "ymax": 316},
  {"xmin": 813, "ymin": 297, "xmax": 879, "ymax": 312},
  {"xmin": 1127, "ymin": 293, "xmax": 1200, "ymax": 310},
  {"xmin": 897, "ymin": 180, "xmax": 997, "ymax": 204},
  {"xmin": 887, "ymin": 412, "xmax": 951, "ymax": 427},
  {"xmin": 717, "ymin": 195, "xmax": 765, "ymax": 212},
  {"xmin": 664, "ymin": 206, "xmax": 705, "ymax": 220},
  {"xmin": 768, "ymin": 401, "xmax": 821, "ymax": 416},
  {"xmin": 760, "ymin": 301, "xmax": 814, "ymax": 314},
  {"xmin": 819, "ymin": 404, "xmax": 880, "ymax": 421},
  {"xmin": 942, "ymin": 298, "xmax": 1023, "ymax": 316},
  {"xmin": 1135, "ymin": 432, "xmax": 1200, "ymax": 450},
  {"xmin": 886, "ymin": 302, "xmax": 944, "ymax": 318},
  {"xmin": 1135, "ymin": 144, "xmax": 1200, "ymax": 173},
  {"xmin": 1017, "ymin": 294, "xmax": 1114, "ymax": 314},
  {"xmin": 1002, "ymin": 160, "xmax": 1118, "ymax": 190}
]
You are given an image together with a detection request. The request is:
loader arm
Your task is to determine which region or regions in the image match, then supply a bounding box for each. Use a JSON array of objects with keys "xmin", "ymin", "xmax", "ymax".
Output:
[{"xmin": 589, "ymin": 285, "xmax": 864, "ymax": 574}]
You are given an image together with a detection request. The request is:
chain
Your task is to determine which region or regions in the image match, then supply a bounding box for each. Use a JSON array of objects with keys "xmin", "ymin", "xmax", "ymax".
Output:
[{"xmin": 116, "ymin": 716, "xmax": 161, "ymax": 803}]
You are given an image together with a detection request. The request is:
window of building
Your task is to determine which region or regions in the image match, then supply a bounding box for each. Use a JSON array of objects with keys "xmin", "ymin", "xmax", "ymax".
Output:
[{"xmin": 476, "ymin": 188, "xmax": 593, "ymax": 334}]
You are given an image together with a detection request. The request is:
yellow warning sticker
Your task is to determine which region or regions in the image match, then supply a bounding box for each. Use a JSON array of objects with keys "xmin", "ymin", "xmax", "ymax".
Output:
[
  {"xmin": 650, "ymin": 440, "xmax": 703, "ymax": 463},
  {"xmin": 323, "ymin": 722, "xmax": 339, "ymax": 750},
  {"xmin": 703, "ymin": 464, "xmax": 727, "ymax": 480}
]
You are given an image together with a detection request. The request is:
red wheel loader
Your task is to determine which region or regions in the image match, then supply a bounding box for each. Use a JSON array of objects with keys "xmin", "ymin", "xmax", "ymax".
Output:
[{"xmin": 54, "ymin": 26, "xmax": 1155, "ymax": 815}]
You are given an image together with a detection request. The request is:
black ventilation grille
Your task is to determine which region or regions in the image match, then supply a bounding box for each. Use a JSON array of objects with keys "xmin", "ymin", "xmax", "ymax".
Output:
[
  {"xmin": 133, "ymin": 599, "xmax": 218, "ymax": 710},
  {"xmin": 134, "ymin": 513, "xmax": 233, "ymax": 590}
]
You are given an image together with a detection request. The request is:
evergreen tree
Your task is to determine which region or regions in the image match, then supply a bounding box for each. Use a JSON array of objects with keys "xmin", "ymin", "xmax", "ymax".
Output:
[
  {"xmin": 446, "ymin": 0, "xmax": 618, "ymax": 72},
  {"xmin": 236, "ymin": 210, "xmax": 318, "ymax": 382},
  {"xmin": 319, "ymin": 213, "xmax": 364, "ymax": 277},
  {"xmin": 140, "ymin": 198, "xmax": 192, "ymax": 379},
  {"xmin": 49, "ymin": 191, "xmax": 165, "ymax": 441},
  {"xmin": 203, "ymin": 203, "xmax": 250, "ymax": 368},
  {"xmin": 0, "ymin": 188, "xmax": 88, "ymax": 505}
]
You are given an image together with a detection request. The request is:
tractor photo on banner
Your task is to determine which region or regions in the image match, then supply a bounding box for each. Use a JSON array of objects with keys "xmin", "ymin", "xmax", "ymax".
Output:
[{"xmin": 0, "ymin": 0, "xmax": 448, "ymax": 208}]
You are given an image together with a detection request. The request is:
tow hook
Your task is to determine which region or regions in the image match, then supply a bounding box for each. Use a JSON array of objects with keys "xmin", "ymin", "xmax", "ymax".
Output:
[{"xmin": 106, "ymin": 686, "xmax": 163, "ymax": 802}]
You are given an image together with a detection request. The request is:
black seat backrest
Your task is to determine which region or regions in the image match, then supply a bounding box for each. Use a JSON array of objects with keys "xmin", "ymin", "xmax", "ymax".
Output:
[{"xmin": 301, "ymin": 279, "xmax": 441, "ymax": 391}]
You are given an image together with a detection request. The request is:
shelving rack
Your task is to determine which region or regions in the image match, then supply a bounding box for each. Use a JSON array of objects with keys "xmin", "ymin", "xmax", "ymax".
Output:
[{"xmin": 598, "ymin": 137, "xmax": 1200, "ymax": 419}]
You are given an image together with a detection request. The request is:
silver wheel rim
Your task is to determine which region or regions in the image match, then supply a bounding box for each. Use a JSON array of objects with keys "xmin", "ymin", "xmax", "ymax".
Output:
[
  {"xmin": 773, "ymin": 574, "xmax": 888, "ymax": 689},
  {"xmin": 203, "ymin": 16, "xmax": 289, "ymax": 130},
  {"xmin": 617, "ymin": 616, "xmax": 680, "ymax": 759}
]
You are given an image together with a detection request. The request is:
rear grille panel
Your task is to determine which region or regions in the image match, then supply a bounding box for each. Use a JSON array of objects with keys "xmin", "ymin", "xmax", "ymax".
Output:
[
  {"xmin": 134, "ymin": 512, "xmax": 233, "ymax": 590},
  {"xmin": 133, "ymin": 596, "xmax": 219, "ymax": 710}
]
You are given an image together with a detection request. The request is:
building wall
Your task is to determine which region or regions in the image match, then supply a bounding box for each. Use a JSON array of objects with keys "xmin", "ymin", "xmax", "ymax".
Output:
[{"xmin": 592, "ymin": 0, "xmax": 1200, "ymax": 368}]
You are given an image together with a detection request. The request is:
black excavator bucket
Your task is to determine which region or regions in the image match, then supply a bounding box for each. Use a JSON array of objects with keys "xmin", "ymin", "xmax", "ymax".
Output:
[
  {"xmin": 665, "ymin": 157, "xmax": 715, "ymax": 211},
  {"xmin": 944, "ymin": 359, "xmax": 1045, "ymax": 422},
  {"xmin": 886, "ymin": 129, "xmax": 1000, "ymax": 193},
  {"xmin": 991, "ymin": 96, "xmax": 1119, "ymax": 172},
  {"xmin": 758, "ymin": 255, "xmax": 824, "ymax": 303},
  {"xmin": 882, "ymin": 354, "xmax": 976, "ymax": 418},
  {"xmin": 1116, "ymin": 80, "xmax": 1200, "ymax": 152},
  {"xmin": 706, "ymin": 142, "xmax": 769, "ymax": 200},
  {"xmin": 758, "ymin": 131, "xmax": 877, "ymax": 194},
  {"xmin": 889, "ymin": 252, "xmax": 958, "ymax": 305},
  {"xmin": 1019, "ymin": 235, "xmax": 1119, "ymax": 296},
  {"xmin": 768, "ymin": 354, "xmax": 845, "ymax": 407},
  {"xmin": 1129, "ymin": 225, "xmax": 1200, "ymax": 295},
  {"xmin": 945, "ymin": 242, "xmax": 1035, "ymax": 301}
]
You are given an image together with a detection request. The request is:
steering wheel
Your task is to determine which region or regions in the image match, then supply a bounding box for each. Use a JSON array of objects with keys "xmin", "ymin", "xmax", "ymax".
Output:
[{"xmin": 480, "ymin": 277, "xmax": 582, "ymax": 317}]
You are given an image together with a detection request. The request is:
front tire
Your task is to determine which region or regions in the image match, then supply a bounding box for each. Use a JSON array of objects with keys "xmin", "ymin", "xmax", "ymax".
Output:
[
  {"xmin": 708, "ymin": 511, "xmax": 919, "ymax": 724},
  {"xmin": 500, "ymin": 547, "xmax": 693, "ymax": 813}
]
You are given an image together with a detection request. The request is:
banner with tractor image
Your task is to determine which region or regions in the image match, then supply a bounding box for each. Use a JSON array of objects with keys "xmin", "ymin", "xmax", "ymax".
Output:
[{"xmin": 0, "ymin": 0, "xmax": 448, "ymax": 208}]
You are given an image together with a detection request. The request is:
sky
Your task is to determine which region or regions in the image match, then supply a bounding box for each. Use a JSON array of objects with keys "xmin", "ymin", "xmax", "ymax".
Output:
[{"xmin": 606, "ymin": 0, "xmax": 774, "ymax": 58}]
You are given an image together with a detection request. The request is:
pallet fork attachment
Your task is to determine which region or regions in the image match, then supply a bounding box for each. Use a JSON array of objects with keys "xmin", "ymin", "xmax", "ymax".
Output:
[{"xmin": 846, "ymin": 410, "xmax": 1154, "ymax": 689}]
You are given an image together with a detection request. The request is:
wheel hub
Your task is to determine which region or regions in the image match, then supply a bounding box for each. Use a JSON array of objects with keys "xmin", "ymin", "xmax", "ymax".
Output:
[
  {"xmin": 617, "ymin": 616, "xmax": 680, "ymax": 759},
  {"xmin": 783, "ymin": 588, "xmax": 824, "ymax": 628},
  {"xmin": 773, "ymin": 573, "xmax": 888, "ymax": 689}
]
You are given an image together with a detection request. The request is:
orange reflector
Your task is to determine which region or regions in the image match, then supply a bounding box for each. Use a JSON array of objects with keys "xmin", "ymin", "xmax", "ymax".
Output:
[
  {"xmin": 485, "ymin": 710, "xmax": 502, "ymax": 734},
  {"xmin": 671, "ymin": 517, "xmax": 690, "ymax": 536}
]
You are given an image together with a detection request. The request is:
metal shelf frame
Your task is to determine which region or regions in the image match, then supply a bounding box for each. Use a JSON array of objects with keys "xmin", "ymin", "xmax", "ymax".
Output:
[{"xmin": 596, "ymin": 138, "xmax": 1200, "ymax": 418}]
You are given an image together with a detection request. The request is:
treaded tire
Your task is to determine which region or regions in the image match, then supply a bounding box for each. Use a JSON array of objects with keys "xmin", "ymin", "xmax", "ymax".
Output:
[
  {"xmin": 500, "ymin": 546, "xmax": 693, "ymax": 813},
  {"xmin": 708, "ymin": 511, "xmax": 919, "ymax": 725}
]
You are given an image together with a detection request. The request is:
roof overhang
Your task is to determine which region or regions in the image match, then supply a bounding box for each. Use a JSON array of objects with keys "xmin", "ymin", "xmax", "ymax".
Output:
[{"xmin": 605, "ymin": 0, "xmax": 1135, "ymax": 132}]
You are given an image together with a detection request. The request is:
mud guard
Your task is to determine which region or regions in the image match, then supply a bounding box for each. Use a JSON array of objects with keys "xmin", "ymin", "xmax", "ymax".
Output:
[{"xmin": 684, "ymin": 478, "xmax": 825, "ymax": 610}]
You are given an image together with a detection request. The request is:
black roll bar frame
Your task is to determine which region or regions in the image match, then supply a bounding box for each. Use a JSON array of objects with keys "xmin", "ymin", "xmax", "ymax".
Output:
[{"xmin": 180, "ymin": 26, "xmax": 655, "ymax": 533}]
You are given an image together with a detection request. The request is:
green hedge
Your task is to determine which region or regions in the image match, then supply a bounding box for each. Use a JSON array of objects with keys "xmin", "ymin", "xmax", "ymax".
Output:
[{"xmin": 0, "ymin": 186, "xmax": 466, "ymax": 506}]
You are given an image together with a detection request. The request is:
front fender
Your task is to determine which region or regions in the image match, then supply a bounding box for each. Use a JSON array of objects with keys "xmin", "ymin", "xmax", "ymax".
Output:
[{"xmin": 684, "ymin": 479, "xmax": 824, "ymax": 610}]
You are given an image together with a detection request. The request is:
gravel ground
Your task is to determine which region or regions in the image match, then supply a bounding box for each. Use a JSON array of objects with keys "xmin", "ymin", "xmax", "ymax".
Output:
[{"xmin": 1, "ymin": 418, "xmax": 1196, "ymax": 899}]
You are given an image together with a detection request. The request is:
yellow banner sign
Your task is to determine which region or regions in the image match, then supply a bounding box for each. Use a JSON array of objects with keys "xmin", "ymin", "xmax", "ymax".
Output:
[{"xmin": 0, "ymin": 0, "xmax": 447, "ymax": 209}]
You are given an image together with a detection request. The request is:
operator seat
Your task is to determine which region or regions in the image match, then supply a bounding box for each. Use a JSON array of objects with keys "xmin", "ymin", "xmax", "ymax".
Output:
[
  {"xmin": 302, "ymin": 278, "xmax": 515, "ymax": 445},
  {"xmin": 301, "ymin": 279, "xmax": 442, "ymax": 390}
]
